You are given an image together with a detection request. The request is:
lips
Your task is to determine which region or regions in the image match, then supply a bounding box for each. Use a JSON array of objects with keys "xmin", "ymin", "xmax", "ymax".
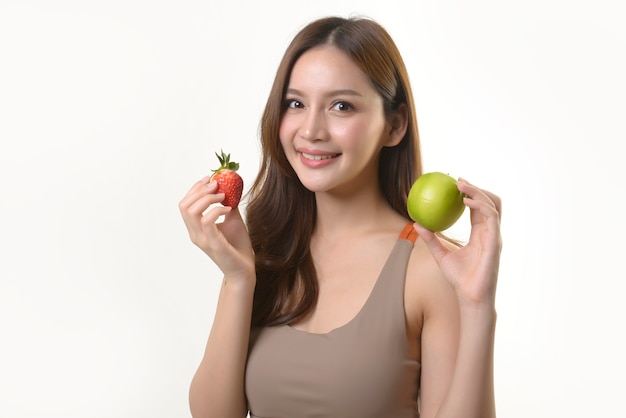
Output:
[{"xmin": 301, "ymin": 152, "xmax": 340, "ymax": 161}]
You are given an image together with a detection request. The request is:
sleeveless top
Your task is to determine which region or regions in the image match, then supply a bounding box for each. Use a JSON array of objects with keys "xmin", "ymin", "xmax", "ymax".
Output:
[{"xmin": 245, "ymin": 223, "xmax": 421, "ymax": 418}]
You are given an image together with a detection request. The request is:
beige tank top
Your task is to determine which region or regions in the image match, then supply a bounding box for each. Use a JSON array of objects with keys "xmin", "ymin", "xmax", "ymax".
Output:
[{"xmin": 245, "ymin": 223, "xmax": 421, "ymax": 418}]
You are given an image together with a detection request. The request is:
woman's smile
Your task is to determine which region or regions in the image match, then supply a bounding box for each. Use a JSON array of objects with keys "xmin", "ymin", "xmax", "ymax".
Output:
[
  {"xmin": 299, "ymin": 151, "xmax": 341, "ymax": 168},
  {"xmin": 301, "ymin": 152, "xmax": 340, "ymax": 161}
]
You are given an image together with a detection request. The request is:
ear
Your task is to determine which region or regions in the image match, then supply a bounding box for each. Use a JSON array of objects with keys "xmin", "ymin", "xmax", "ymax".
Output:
[{"xmin": 384, "ymin": 103, "xmax": 409, "ymax": 147}]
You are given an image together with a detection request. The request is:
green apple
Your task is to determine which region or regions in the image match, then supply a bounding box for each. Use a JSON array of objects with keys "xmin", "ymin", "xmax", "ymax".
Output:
[{"xmin": 407, "ymin": 172, "xmax": 466, "ymax": 232}]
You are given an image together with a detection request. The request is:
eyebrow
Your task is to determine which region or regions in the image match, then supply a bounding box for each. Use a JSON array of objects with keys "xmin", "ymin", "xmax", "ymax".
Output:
[{"xmin": 285, "ymin": 88, "xmax": 363, "ymax": 97}]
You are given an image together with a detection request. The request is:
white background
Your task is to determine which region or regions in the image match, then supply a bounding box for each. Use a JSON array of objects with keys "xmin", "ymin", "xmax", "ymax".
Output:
[{"xmin": 1, "ymin": 1, "xmax": 624, "ymax": 417}]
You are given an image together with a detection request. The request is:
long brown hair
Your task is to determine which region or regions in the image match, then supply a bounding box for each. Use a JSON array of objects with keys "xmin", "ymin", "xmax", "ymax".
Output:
[{"xmin": 245, "ymin": 16, "xmax": 422, "ymax": 327}]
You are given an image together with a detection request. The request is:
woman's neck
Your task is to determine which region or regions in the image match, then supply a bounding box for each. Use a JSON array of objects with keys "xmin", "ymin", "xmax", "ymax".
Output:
[{"xmin": 312, "ymin": 186, "xmax": 403, "ymax": 240}]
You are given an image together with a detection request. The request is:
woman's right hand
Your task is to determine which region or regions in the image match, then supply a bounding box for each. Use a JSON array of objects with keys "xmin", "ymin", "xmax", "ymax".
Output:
[{"xmin": 179, "ymin": 176, "xmax": 255, "ymax": 282}]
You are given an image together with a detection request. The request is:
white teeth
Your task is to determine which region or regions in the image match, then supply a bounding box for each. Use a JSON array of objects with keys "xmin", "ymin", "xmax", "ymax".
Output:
[{"xmin": 302, "ymin": 152, "xmax": 337, "ymax": 161}]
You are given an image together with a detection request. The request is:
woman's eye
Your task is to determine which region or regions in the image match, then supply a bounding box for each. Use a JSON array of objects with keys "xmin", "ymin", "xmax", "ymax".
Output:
[
  {"xmin": 286, "ymin": 99, "xmax": 303, "ymax": 109},
  {"xmin": 332, "ymin": 101, "xmax": 354, "ymax": 112}
]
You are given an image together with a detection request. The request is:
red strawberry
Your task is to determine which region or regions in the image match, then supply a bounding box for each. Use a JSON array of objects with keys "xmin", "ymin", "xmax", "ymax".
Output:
[{"xmin": 210, "ymin": 150, "xmax": 243, "ymax": 208}]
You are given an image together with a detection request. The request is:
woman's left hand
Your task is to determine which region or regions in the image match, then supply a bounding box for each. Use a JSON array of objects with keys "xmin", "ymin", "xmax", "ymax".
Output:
[{"xmin": 413, "ymin": 178, "xmax": 502, "ymax": 308}]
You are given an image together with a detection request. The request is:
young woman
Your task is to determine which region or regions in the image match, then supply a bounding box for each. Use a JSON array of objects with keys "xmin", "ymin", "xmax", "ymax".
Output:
[{"xmin": 179, "ymin": 16, "xmax": 502, "ymax": 418}]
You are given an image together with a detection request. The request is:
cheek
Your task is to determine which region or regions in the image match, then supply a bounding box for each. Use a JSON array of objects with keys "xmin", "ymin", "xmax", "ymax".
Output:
[
  {"xmin": 330, "ymin": 121, "xmax": 361, "ymax": 145},
  {"xmin": 332, "ymin": 119, "xmax": 384, "ymax": 151},
  {"xmin": 278, "ymin": 121, "xmax": 291, "ymax": 152},
  {"xmin": 278, "ymin": 117, "xmax": 297, "ymax": 147}
]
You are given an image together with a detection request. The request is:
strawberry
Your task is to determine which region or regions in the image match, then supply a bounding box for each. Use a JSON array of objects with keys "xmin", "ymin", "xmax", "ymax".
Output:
[{"xmin": 210, "ymin": 150, "xmax": 243, "ymax": 208}]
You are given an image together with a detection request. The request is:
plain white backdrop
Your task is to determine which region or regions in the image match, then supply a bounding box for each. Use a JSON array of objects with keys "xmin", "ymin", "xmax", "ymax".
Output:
[{"xmin": 1, "ymin": 1, "xmax": 624, "ymax": 417}]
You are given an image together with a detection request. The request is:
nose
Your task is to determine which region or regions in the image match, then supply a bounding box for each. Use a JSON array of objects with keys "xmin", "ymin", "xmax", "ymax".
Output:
[{"xmin": 299, "ymin": 109, "xmax": 328, "ymax": 141}]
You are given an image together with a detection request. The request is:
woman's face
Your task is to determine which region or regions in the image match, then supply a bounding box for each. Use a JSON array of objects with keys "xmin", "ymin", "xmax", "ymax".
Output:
[{"xmin": 279, "ymin": 45, "xmax": 395, "ymax": 195}]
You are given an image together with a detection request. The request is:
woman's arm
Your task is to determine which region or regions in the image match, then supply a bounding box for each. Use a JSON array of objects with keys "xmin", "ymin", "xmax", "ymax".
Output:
[
  {"xmin": 415, "ymin": 178, "xmax": 502, "ymax": 418},
  {"xmin": 179, "ymin": 177, "xmax": 256, "ymax": 418},
  {"xmin": 438, "ymin": 304, "xmax": 496, "ymax": 417},
  {"xmin": 420, "ymin": 295, "xmax": 497, "ymax": 418},
  {"xmin": 189, "ymin": 275, "xmax": 255, "ymax": 418}
]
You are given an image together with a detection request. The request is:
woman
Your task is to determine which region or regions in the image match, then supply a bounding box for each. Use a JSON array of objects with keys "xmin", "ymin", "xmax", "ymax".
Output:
[{"xmin": 179, "ymin": 16, "xmax": 502, "ymax": 418}]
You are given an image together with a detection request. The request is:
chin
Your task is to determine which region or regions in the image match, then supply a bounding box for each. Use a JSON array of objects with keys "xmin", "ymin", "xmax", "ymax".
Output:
[{"xmin": 295, "ymin": 176, "xmax": 332, "ymax": 193}]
